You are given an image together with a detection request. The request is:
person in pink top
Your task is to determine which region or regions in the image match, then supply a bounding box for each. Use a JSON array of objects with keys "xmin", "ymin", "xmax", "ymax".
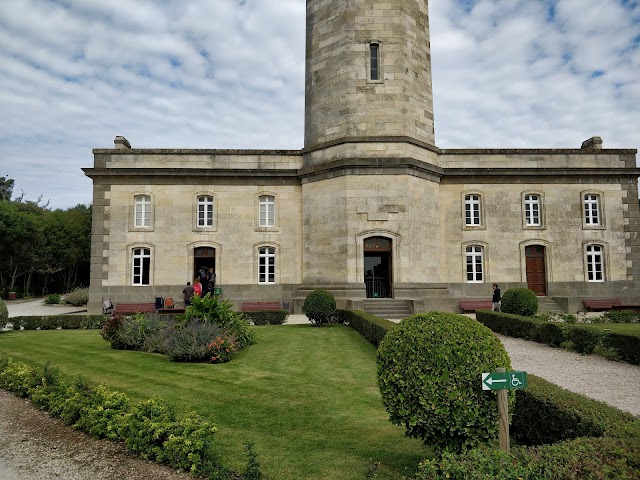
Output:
[{"xmin": 193, "ymin": 277, "xmax": 202, "ymax": 297}]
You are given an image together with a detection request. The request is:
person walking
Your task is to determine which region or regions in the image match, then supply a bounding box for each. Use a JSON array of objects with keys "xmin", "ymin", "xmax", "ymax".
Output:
[
  {"xmin": 182, "ymin": 282, "xmax": 194, "ymax": 307},
  {"xmin": 193, "ymin": 277, "xmax": 203, "ymax": 297},
  {"xmin": 491, "ymin": 283, "xmax": 502, "ymax": 312}
]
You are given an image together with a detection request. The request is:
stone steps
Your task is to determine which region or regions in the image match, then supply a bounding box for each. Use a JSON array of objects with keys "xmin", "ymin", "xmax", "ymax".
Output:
[{"xmin": 361, "ymin": 299, "xmax": 413, "ymax": 320}]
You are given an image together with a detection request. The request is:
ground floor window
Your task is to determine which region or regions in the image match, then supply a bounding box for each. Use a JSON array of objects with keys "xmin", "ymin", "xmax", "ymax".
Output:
[
  {"xmin": 466, "ymin": 245, "xmax": 484, "ymax": 282},
  {"xmin": 586, "ymin": 244, "xmax": 604, "ymax": 282},
  {"xmin": 132, "ymin": 247, "xmax": 151, "ymax": 285},
  {"xmin": 258, "ymin": 246, "xmax": 275, "ymax": 284}
]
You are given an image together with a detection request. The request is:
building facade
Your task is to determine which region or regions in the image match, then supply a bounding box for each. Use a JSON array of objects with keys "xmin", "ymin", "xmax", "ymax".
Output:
[{"xmin": 84, "ymin": 0, "xmax": 640, "ymax": 315}]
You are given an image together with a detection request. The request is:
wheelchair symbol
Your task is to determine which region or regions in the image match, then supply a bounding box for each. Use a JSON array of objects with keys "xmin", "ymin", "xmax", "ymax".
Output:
[{"xmin": 510, "ymin": 374, "xmax": 523, "ymax": 388}]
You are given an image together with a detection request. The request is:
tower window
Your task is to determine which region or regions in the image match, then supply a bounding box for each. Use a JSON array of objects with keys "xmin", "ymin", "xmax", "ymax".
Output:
[{"xmin": 370, "ymin": 43, "xmax": 379, "ymax": 81}]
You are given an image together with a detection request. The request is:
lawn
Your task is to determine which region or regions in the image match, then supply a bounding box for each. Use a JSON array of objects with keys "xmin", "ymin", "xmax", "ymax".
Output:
[
  {"xmin": 0, "ymin": 324, "xmax": 428, "ymax": 479},
  {"xmin": 573, "ymin": 322, "xmax": 640, "ymax": 336}
]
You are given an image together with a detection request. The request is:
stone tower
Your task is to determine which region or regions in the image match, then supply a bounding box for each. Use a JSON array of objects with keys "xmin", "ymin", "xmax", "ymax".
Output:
[{"xmin": 304, "ymin": 0, "xmax": 436, "ymax": 163}]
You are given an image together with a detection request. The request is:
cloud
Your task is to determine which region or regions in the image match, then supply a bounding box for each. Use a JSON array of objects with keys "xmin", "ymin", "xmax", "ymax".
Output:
[{"xmin": 0, "ymin": 0, "xmax": 637, "ymax": 208}]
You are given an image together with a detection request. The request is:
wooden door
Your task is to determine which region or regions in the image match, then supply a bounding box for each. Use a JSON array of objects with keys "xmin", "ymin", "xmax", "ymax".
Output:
[{"xmin": 525, "ymin": 245, "xmax": 546, "ymax": 295}]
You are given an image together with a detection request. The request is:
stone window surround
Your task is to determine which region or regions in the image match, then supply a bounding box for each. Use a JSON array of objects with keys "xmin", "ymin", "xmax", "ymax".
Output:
[
  {"xmin": 128, "ymin": 243, "xmax": 154, "ymax": 286},
  {"xmin": 187, "ymin": 241, "xmax": 221, "ymax": 285},
  {"xmin": 462, "ymin": 191, "xmax": 486, "ymax": 230},
  {"xmin": 130, "ymin": 192, "xmax": 154, "ymax": 232},
  {"xmin": 255, "ymin": 192, "xmax": 279, "ymax": 232},
  {"xmin": 355, "ymin": 230, "xmax": 399, "ymax": 284},
  {"xmin": 518, "ymin": 239, "xmax": 553, "ymax": 284},
  {"xmin": 255, "ymin": 243, "xmax": 279, "ymax": 285},
  {"xmin": 367, "ymin": 40, "xmax": 384, "ymax": 84},
  {"xmin": 193, "ymin": 192, "xmax": 218, "ymax": 232},
  {"xmin": 582, "ymin": 190, "xmax": 606, "ymax": 230},
  {"xmin": 522, "ymin": 191, "xmax": 545, "ymax": 230},
  {"xmin": 462, "ymin": 241, "xmax": 488, "ymax": 283},
  {"xmin": 584, "ymin": 242, "xmax": 608, "ymax": 282}
]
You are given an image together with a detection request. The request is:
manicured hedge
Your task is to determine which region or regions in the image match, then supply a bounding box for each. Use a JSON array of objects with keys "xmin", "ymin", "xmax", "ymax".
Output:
[
  {"xmin": 337, "ymin": 309, "xmax": 396, "ymax": 346},
  {"xmin": 0, "ymin": 356, "xmax": 248, "ymax": 478},
  {"xmin": 416, "ymin": 374, "xmax": 640, "ymax": 479},
  {"xmin": 8, "ymin": 315, "xmax": 105, "ymax": 330},
  {"xmin": 244, "ymin": 310, "xmax": 288, "ymax": 325},
  {"xmin": 476, "ymin": 310, "xmax": 640, "ymax": 365}
]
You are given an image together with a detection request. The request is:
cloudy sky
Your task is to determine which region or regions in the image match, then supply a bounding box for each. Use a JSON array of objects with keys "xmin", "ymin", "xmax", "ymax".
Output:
[{"xmin": 1, "ymin": 0, "xmax": 638, "ymax": 209}]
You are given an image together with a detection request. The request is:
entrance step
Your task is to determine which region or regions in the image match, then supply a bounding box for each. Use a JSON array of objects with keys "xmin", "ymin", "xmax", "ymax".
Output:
[
  {"xmin": 537, "ymin": 296, "xmax": 564, "ymax": 313},
  {"xmin": 361, "ymin": 299, "xmax": 414, "ymax": 321}
]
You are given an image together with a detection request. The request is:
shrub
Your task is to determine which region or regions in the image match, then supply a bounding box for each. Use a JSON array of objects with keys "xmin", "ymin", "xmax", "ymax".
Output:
[
  {"xmin": 337, "ymin": 309, "xmax": 396, "ymax": 346},
  {"xmin": 0, "ymin": 298, "xmax": 8, "ymax": 330},
  {"xmin": 44, "ymin": 294, "xmax": 61, "ymax": 304},
  {"xmin": 165, "ymin": 319, "xmax": 226, "ymax": 362},
  {"xmin": 376, "ymin": 312, "xmax": 513, "ymax": 453},
  {"xmin": 501, "ymin": 288, "xmax": 538, "ymax": 316},
  {"xmin": 115, "ymin": 314, "xmax": 169, "ymax": 351},
  {"xmin": 64, "ymin": 287, "xmax": 89, "ymax": 306},
  {"xmin": 302, "ymin": 289, "xmax": 337, "ymax": 327},
  {"xmin": 602, "ymin": 310, "xmax": 640, "ymax": 323},
  {"xmin": 100, "ymin": 314, "xmax": 126, "ymax": 349},
  {"xmin": 245, "ymin": 310, "xmax": 288, "ymax": 325}
]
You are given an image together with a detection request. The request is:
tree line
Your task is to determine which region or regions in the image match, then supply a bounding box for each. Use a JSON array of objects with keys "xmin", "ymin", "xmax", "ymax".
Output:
[{"xmin": 0, "ymin": 176, "xmax": 91, "ymax": 298}]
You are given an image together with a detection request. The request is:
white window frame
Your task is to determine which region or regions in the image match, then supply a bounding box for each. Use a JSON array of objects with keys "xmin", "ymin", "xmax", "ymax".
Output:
[
  {"xmin": 258, "ymin": 246, "xmax": 276, "ymax": 284},
  {"xmin": 197, "ymin": 195, "xmax": 214, "ymax": 228},
  {"xmin": 463, "ymin": 193, "xmax": 484, "ymax": 228},
  {"xmin": 524, "ymin": 194, "xmax": 541, "ymax": 227},
  {"xmin": 133, "ymin": 194, "xmax": 152, "ymax": 229},
  {"xmin": 583, "ymin": 193, "xmax": 602, "ymax": 227},
  {"xmin": 132, "ymin": 247, "xmax": 151, "ymax": 286},
  {"xmin": 367, "ymin": 40, "xmax": 383, "ymax": 83},
  {"xmin": 465, "ymin": 245, "xmax": 484, "ymax": 283},
  {"xmin": 259, "ymin": 195, "xmax": 275, "ymax": 227},
  {"xmin": 585, "ymin": 244, "xmax": 605, "ymax": 282}
]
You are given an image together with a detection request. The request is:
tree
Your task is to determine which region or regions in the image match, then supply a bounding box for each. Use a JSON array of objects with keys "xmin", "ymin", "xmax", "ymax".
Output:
[{"xmin": 0, "ymin": 176, "xmax": 14, "ymax": 201}]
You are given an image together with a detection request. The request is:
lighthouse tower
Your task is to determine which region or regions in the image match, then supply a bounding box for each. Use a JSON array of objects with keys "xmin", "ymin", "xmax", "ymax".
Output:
[{"xmin": 301, "ymin": 0, "xmax": 441, "ymax": 297}]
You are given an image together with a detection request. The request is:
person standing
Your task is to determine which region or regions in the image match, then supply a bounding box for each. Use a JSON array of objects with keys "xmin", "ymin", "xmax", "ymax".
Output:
[
  {"xmin": 182, "ymin": 282, "xmax": 194, "ymax": 307},
  {"xmin": 207, "ymin": 267, "xmax": 216, "ymax": 294},
  {"xmin": 491, "ymin": 283, "xmax": 501, "ymax": 312},
  {"xmin": 193, "ymin": 277, "xmax": 203, "ymax": 297}
]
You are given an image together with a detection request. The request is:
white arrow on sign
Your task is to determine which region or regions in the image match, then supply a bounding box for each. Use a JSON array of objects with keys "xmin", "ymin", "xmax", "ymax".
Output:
[{"xmin": 482, "ymin": 372, "xmax": 508, "ymax": 390}]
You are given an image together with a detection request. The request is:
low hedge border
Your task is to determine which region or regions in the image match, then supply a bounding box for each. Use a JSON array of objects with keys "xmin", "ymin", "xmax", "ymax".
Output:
[
  {"xmin": 244, "ymin": 310, "xmax": 288, "ymax": 325},
  {"xmin": 416, "ymin": 374, "xmax": 640, "ymax": 479},
  {"xmin": 6, "ymin": 315, "xmax": 105, "ymax": 330},
  {"xmin": 0, "ymin": 356, "xmax": 258, "ymax": 479},
  {"xmin": 336, "ymin": 309, "xmax": 396, "ymax": 346},
  {"xmin": 476, "ymin": 310, "xmax": 640, "ymax": 365}
]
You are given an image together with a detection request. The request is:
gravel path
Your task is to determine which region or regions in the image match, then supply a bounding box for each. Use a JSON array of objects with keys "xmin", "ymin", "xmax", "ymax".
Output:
[{"xmin": 497, "ymin": 334, "xmax": 640, "ymax": 416}]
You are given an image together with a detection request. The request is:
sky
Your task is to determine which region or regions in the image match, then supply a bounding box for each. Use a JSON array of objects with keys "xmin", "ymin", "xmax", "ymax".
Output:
[{"xmin": 0, "ymin": 0, "xmax": 638, "ymax": 209}]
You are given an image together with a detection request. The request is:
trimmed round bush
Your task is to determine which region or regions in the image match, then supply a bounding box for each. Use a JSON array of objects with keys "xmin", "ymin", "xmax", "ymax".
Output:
[
  {"xmin": 376, "ymin": 312, "xmax": 514, "ymax": 453},
  {"xmin": 0, "ymin": 299, "xmax": 8, "ymax": 330},
  {"xmin": 302, "ymin": 289, "xmax": 336, "ymax": 327},
  {"xmin": 501, "ymin": 288, "xmax": 538, "ymax": 317}
]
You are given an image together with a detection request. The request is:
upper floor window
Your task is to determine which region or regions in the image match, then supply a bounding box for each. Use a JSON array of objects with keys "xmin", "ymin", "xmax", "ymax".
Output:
[
  {"xmin": 134, "ymin": 195, "xmax": 151, "ymax": 228},
  {"xmin": 259, "ymin": 195, "xmax": 275, "ymax": 227},
  {"xmin": 464, "ymin": 194, "xmax": 482, "ymax": 227},
  {"xmin": 370, "ymin": 43, "xmax": 380, "ymax": 81},
  {"xmin": 197, "ymin": 195, "xmax": 214, "ymax": 227},
  {"xmin": 585, "ymin": 244, "xmax": 604, "ymax": 282},
  {"xmin": 524, "ymin": 194, "xmax": 541, "ymax": 226},
  {"xmin": 584, "ymin": 194, "xmax": 601, "ymax": 226},
  {"xmin": 465, "ymin": 245, "xmax": 484, "ymax": 283},
  {"xmin": 258, "ymin": 246, "xmax": 276, "ymax": 284},
  {"xmin": 132, "ymin": 247, "xmax": 151, "ymax": 285}
]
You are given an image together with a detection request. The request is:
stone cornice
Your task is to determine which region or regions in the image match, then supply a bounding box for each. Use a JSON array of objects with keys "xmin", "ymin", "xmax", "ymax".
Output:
[
  {"xmin": 92, "ymin": 148, "xmax": 302, "ymax": 156},
  {"xmin": 440, "ymin": 148, "xmax": 638, "ymax": 155},
  {"xmin": 444, "ymin": 167, "xmax": 640, "ymax": 177},
  {"xmin": 302, "ymin": 136, "xmax": 441, "ymax": 155},
  {"xmin": 82, "ymin": 167, "xmax": 300, "ymax": 179}
]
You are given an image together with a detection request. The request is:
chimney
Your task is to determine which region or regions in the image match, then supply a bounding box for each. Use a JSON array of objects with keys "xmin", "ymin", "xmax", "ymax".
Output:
[
  {"xmin": 114, "ymin": 136, "xmax": 131, "ymax": 149},
  {"xmin": 581, "ymin": 136, "xmax": 603, "ymax": 150}
]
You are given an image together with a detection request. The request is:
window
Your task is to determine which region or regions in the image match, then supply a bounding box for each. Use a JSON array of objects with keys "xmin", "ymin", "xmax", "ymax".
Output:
[
  {"xmin": 465, "ymin": 194, "xmax": 482, "ymax": 227},
  {"xmin": 197, "ymin": 195, "xmax": 214, "ymax": 227},
  {"xmin": 370, "ymin": 43, "xmax": 380, "ymax": 81},
  {"xmin": 258, "ymin": 246, "xmax": 275, "ymax": 284},
  {"xmin": 132, "ymin": 247, "xmax": 151, "ymax": 285},
  {"xmin": 584, "ymin": 194, "xmax": 600, "ymax": 225},
  {"xmin": 524, "ymin": 194, "xmax": 541, "ymax": 226},
  {"xmin": 134, "ymin": 195, "xmax": 151, "ymax": 228},
  {"xmin": 586, "ymin": 244, "xmax": 604, "ymax": 282},
  {"xmin": 465, "ymin": 245, "xmax": 484, "ymax": 283},
  {"xmin": 259, "ymin": 195, "xmax": 275, "ymax": 227}
]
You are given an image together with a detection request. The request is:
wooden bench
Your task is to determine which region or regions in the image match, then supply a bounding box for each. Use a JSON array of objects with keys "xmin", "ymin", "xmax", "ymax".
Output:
[
  {"xmin": 583, "ymin": 299, "xmax": 622, "ymax": 312},
  {"xmin": 460, "ymin": 300, "xmax": 494, "ymax": 313},
  {"xmin": 113, "ymin": 303, "xmax": 156, "ymax": 315},
  {"xmin": 241, "ymin": 302, "xmax": 283, "ymax": 312},
  {"xmin": 612, "ymin": 303, "xmax": 640, "ymax": 312}
]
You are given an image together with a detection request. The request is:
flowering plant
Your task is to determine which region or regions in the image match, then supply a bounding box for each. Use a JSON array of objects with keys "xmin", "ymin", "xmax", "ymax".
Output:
[{"xmin": 208, "ymin": 335, "xmax": 237, "ymax": 363}]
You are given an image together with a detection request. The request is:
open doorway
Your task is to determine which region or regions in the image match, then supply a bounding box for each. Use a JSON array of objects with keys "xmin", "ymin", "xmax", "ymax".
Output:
[
  {"xmin": 193, "ymin": 246, "xmax": 216, "ymax": 285},
  {"xmin": 364, "ymin": 236, "xmax": 392, "ymax": 298}
]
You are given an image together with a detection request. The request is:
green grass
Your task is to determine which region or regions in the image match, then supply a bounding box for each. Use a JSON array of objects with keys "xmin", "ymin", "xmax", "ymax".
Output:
[
  {"xmin": 575, "ymin": 323, "xmax": 640, "ymax": 336},
  {"xmin": 0, "ymin": 325, "xmax": 428, "ymax": 479}
]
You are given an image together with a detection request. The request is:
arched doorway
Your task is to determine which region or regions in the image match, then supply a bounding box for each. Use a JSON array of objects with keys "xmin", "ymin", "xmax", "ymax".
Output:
[
  {"xmin": 525, "ymin": 245, "xmax": 547, "ymax": 295},
  {"xmin": 193, "ymin": 247, "xmax": 215, "ymax": 284},
  {"xmin": 364, "ymin": 237, "xmax": 392, "ymax": 298}
]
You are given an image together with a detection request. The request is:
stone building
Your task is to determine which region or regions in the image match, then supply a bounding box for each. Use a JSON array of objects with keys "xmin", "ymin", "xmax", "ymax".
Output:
[{"xmin": 84, "ymin": 0, "xmax": 640, "ymax": 316}]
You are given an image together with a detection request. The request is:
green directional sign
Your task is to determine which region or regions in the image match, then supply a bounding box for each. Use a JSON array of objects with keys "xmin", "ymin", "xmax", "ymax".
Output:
[
  {"xmin": 213, "ymin": 288, "xmax": 222, "ymax": 295},
  {"xmin": 482, "ymin": 371, "xmax": 527, "ymax": 391}
]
